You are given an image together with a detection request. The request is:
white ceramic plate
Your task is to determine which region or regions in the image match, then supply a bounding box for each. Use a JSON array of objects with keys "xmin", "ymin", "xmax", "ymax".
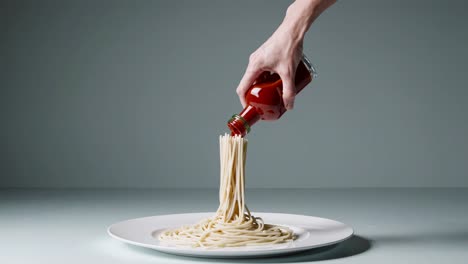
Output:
[{"xmin": 108, "ymin": 212, "xmax": 353, "ymax": 258}]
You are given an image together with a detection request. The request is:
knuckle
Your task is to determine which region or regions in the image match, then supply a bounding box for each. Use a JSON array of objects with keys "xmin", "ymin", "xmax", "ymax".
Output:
[
  {"xmin": 278, "ymin": 66, "xmax": 292, "ymax": 77},
  {"xmin": 283, "ymin": 88, "xmax": 295, "ymax": 97},
  {"xmin": 249, "ymin": 53, "xmax": 264, "ymax": 67},
  {"xmin": 248, "ymin": 53, "xmax": 257, "ymax": 63},
  {"xmin": 283, "ymin": 93, "xmax": 295, "ymax": 100}
]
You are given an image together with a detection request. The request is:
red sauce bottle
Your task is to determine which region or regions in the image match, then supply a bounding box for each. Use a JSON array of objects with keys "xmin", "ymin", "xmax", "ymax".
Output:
[{"xmin": 227, "ymin": 54, "xmax": 317, "ymax": 137}]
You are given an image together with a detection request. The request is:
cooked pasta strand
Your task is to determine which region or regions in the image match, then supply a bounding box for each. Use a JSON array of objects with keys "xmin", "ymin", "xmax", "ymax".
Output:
[{"xmin": 159, "ymin": 134, "xmax": 294, "ymax": 248}]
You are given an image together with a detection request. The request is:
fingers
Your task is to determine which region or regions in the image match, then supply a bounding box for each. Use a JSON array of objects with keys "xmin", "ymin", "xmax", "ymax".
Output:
[
  {"xmin": 237, "ymin": 51, "xmax": 299, "ymax": 110},
  {"xmin": 236, "ymin": 65, "xmax": 262, "ymax": 108},
  {"xmin": 278, "ymin": 69, "xmax": 296, "ymax": 110}
]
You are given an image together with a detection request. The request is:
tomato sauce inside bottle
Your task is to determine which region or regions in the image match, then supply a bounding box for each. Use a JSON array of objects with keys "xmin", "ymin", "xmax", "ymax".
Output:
[{"xmin": 227, "ymin": 54, "xmax": 317, "ymax": 137}]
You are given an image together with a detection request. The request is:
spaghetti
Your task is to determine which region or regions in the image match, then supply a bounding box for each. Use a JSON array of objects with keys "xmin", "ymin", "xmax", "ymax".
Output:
[{"xmin": 158, "ymin": 134, "xmax": 294, "ymax": 248}]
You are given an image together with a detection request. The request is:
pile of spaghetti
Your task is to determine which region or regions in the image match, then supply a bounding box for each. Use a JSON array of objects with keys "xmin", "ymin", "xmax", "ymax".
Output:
[{"xmin": 158, "ymin": 134, "xmax": 294, "ymax": 248}]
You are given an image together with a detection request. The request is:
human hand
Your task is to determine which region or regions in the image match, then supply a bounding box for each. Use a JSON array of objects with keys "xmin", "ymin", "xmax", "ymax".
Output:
[
  {"xmin": 235, "ymin": 0, "xmax": 336, "ymax": 111},
  {"xmin": 236, "ymin": 25, "xmax": 304, "ymax": 110}
]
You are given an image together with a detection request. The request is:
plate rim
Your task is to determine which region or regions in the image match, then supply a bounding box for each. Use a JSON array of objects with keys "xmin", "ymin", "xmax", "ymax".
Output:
[{"xmin": 107, "ymin": 212, "xmax": 354, "ymax": 257}]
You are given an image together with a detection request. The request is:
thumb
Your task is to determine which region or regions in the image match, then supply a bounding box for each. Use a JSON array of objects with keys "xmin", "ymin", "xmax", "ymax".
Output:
[
  {"xmin": 236, "ymin": 67, "xmax": 262, "ymax": 108},
  {"xmin": 279, "ymin": 73, "xmax": 296, "ymax": 110}
]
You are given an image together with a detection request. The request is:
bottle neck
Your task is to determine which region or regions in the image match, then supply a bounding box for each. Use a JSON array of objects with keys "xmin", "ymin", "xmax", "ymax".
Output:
[{"xmin": 227, "ymin": 105, "xmax": 260, "ymax": 137}]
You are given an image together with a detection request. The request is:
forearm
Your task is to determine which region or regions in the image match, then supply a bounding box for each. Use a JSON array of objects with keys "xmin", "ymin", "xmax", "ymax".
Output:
[
  {"xmin": 281, "ymin": 0, "xmax": 336, "ymax": 41},
  {"xmin": 236, "ymin": 0, "xmax": 336, "ymax": 109}
]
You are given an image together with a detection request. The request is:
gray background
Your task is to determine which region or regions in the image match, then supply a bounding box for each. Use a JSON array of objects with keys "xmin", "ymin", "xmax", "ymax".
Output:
[{"xmin": 2, "ymin": 0, "xmax": 468, "ymax": 188}]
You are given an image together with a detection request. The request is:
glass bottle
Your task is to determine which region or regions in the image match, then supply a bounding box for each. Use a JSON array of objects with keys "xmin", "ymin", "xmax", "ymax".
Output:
[{"xmin": 227, "ymin": 54, "xmax": 318, "ymax": 137}]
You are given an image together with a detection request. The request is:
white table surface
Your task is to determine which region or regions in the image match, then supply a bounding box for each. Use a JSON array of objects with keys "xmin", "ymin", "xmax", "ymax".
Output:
[{"xmin": 1, "ymin": 188, "xmax": 467, "ymax": 263}]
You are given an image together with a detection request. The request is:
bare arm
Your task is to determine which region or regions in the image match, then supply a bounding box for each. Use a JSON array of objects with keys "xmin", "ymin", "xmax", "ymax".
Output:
[{"xmin": 236, "ymin": 0, "xmax": 336, "ymax": 110}]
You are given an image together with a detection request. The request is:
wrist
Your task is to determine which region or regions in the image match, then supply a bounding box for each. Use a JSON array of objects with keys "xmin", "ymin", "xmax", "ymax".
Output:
[{"xmin": 282, "ymin": 0, "xmax": 320, "ymax": 40}]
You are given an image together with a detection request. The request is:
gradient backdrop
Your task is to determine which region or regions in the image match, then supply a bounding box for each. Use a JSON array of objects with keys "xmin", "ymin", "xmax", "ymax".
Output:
[{"xmin": 2, "ymin": 0, "xmax": 468, "ymax": 188}]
